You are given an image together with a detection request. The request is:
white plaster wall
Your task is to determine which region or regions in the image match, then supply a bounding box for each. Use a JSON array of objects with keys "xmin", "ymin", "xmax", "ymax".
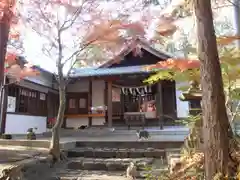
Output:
[
  {"xmin": 5, "ymin": 114, "xmax": 47, "ymax": 134},
  {"xmin": 92, "ymin": 80, "xmax": 105, "ymax": 107},
  {"xmin": 66, "ymin": 117, "xmax": 105, "ymax": 127},
  {"xmin": 67, "ymin": 79, "xmax": 89, "ymax": 92},
  {"xmin": 92, "ymin": 118, "xmax": 105, "ymax": 125},
  {"xmin": 65, "ymin": 80, "xmax": 106, "ymax": 127},
  {"xmin": 66, "ymin": 118, "xmax": 89, "ymax": 128},
  {"xmin": 92, "ymin": 80, "xmax": 105, "ymax": 124},
  {"xmin": 176, "ymin": 82, "xmax": 189, "ymax": 118},
  {"xmin": 66, "ymin": 79, "xmax": 89, "ymax": 128}
]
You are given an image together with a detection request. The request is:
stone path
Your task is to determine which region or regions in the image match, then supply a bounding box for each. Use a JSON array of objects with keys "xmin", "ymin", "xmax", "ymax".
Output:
[
  {"xmin": 10, "ymin": 134, "xmax": 186, "ymax": 142},
  {"xmin": 0, "ymin": 129, "xmax": 183, "ymax": 179},
  {"xmin": 0, "ymin": 146, "xmax": 48, "ymax": 164},
  {"xmin": 11, "ymin": 127, "xmax": 188, "ymax": 142},
  {"xmin": 48, "ymin": 158, "xmax": 167, "ymax": 180},
  {"xmin": 0, "ymin": 146, "xmax": 49, "ymax": 178}
]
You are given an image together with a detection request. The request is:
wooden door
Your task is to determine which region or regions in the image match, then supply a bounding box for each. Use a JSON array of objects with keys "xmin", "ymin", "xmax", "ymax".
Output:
[{"xmin": 66, "ymin": 92, "xmax": 88, "ymax": 114}]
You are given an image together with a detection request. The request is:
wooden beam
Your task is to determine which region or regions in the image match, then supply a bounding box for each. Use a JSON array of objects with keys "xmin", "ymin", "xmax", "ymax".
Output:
[
  {"xmin": 107, "ymin": 81, "xmax": 113, "ymax": 128},
  {"xmin": 88, "ymin": 79, "xmax": 92, "ymax": 126},
  {"xmin": 65, "ymin": 114, "xmax": 105, "ymax": 118},
  {"xmin": 172, "ymin": 81, "xmax": 177, "ymax": 119}
]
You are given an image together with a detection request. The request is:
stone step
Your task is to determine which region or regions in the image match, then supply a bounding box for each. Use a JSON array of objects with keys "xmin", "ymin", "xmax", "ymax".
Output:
[
  {"xmin": 67, "ymin": 147, "xmax": 165, "ymax": 158},
  {"xmin": 67, "ymin": 157, "xmax": 158, "ymax": 171},
  {"xmin": 51, "ymin": 169, "xmax": 168, "ymax": 180},
  {"xmin": 59, "ymin": 129, "xmax": 189, "ymax": 136},
  {"xmin": 75, "ymin": 141, "xmax": 183, "ymax": 149},
  {"xmin": 67, "ymin": 147, "xmax": 181, "ymax": 159},
  {"xmin": 111, "ymin": 130, "xmax": 189, "ymax": 136}
]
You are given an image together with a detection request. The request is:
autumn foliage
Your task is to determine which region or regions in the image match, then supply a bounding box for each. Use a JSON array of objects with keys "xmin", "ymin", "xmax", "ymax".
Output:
[
  {"xmin": 146, "ymin": 35, "xmax": 240, "ymax": 73},
  {"xmin": 217, "ymin": 35, "xmax": 240, "ymax": 46},
  {"xmin": 4, "ymin": 53, "xmax": 40, "ymax": 81},
  {"xmin": 0, "ymin": 0, "xmax": 19, "ymax": 38},
  {"xmin": 0, "ymin": 0, "xmax": 16, "ymax": 22},
  {"xmin": 0, "ymin": 0, "xmax": 39, "ymax": 82},
  {"xmin": 146, "ymin": 58, "xmax": 200, "ymax": 72}
]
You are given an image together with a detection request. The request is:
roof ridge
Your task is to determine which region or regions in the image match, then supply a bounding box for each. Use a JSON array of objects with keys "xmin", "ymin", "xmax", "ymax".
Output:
[{"xmin": 98, "ymin": 38, "xmax": 174, "ymax": 68}]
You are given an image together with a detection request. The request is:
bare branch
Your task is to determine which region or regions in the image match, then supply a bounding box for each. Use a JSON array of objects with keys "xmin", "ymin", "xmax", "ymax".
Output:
[
  {"xmin": 64, "ymin": 38, "xmax": 98, "ymax": 78},
  {"xmin": 36, "ymin": 0, "xmax": 55, "ymax": 28},
  {"xmin": 60, "ymin": 1, "xmax": 87, "ymax": 31},
  {"xmin": 225, "ymin": 0, "xmax": 240, "ymax": 7},
  {"xmin": 41, "ymin": 43, "xmax": 57, "ymax": 61}
]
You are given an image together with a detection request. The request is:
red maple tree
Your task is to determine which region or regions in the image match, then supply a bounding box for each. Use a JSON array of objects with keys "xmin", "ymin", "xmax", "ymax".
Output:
[{"xmin": 0, "ymin": 0, "xmax": 39, "ymax": 85}]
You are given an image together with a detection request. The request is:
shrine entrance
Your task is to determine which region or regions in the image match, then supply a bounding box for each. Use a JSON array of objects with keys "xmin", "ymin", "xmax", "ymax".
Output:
[{"xmin": 110, "ymin": 73, "xmax": 177, "ymax": 127}]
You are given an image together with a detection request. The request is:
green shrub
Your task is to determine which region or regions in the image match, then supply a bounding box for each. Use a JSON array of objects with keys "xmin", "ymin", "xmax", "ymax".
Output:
[
  {"xmin": 26, "ymin": 132, "xmax": 36, "ymax": 140},
  {"xmin": 26, "ymin": 127, "xmax": 37, "ymax": 140}
]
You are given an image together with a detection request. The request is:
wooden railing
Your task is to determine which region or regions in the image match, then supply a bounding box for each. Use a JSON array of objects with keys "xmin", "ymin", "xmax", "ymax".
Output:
[{"xmin": 65, "ymin": 113, "xmax": 105, "ymax": 118}]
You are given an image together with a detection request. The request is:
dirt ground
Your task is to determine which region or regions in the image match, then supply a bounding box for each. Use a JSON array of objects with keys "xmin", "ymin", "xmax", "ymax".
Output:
[
  {"xmin": 0, "ymin": 146, "xmax": 48, "ymax": 164},
  {"xmin": 48, "ymin": 159, "xmax": 166, "ymax": 180},
  {"xmin": 55, "ymin": 170, "xmax": 130, "ymax": 180}
]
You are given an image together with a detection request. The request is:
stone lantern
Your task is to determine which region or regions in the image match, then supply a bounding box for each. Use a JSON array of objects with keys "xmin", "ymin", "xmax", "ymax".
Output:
[
  {"xmin": 180, "ymin": 80, "xmax": 203, "ymax": 151},
  {"xmin": 180, "ymin": 80, "xmax": 202, "ymax": 116}
]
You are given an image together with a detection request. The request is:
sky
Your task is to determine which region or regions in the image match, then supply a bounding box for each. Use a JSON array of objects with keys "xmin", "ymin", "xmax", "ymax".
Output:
[
  {"xmin": 11, "ymin": 0, "xmax": 237, "ymax": 74},
  {"xmin": 17, "ymin": 0, "xmax": 153, "ymax": 74}
]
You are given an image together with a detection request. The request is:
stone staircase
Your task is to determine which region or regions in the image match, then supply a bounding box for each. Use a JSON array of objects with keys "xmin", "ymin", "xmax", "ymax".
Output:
[
  {"xmin": 43, "ymin": 126, "xmax": 189, "ymax": 138},
  {"xmin": 56, "ymin": 141, "xmax": 183, "ymax": 179}
]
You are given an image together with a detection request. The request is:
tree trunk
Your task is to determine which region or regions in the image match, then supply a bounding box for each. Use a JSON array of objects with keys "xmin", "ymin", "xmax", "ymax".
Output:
[
  {"xmin": 49, "ymin": 86, "xmax": 66, "ymax": 161},
  {"xmin": 0, "ymin": 16, "xmax": 9, "ymax": 86},
  {"xmin": 193, "ymin": 0, "xmax": 231, "ymax": 179},
  {"xmin": 0, "ymin": 15, "xmax": 10, "ymax": 134}
]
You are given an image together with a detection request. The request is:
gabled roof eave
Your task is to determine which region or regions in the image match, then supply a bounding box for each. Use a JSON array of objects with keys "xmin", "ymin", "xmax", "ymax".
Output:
[{"xmin": 98, "ymin": 38, "xmax": 175, "ymax": 68}]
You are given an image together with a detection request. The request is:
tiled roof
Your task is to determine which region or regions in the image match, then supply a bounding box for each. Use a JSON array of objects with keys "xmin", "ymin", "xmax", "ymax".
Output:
[{"xmin": 70, "ymin": 65, "xmax": 159, "ymax": 77}]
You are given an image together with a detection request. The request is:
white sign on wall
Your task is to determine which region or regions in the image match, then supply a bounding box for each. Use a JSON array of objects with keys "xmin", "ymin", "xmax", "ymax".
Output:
[
  {"xmin": 40, "ymin": 93, "xmax": 46, "ymax": 100},
  {"xmin": 112, "ymin": 88, "xmax": 121, "ymax": 102},
  {"xmin": 7, "ymin": 96, "xmax": 16, "ymax": 112}
]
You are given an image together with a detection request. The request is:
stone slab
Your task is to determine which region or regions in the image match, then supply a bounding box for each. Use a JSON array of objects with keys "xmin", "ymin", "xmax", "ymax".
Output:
[
  {"xmin": 75, "ymin": 141, "xmax": 183, "ymax": 149},
  {"xmin": 0, "ymin": 140, "xmax": 76, "ymax": 150},
  {"xmin": 67, "ymin": 147, "xmax": 174, "ymax": 159},
  {"xmin": 67, "ymin": 158, "xmax": 154, "ymax": 171}
]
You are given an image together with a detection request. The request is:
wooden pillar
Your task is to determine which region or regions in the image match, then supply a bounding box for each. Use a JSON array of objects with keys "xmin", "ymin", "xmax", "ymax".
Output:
[
  {"xmin": 172, "ymin": 81, "xmax": 177, "ymax": 119},
  {"xmin": 156, "ymin": 82, "xmax": 164, "ymax": 129},
  {"xmin": 88, "ymin": 79, "xmax": 92, "ymax": 126},
  {"xmin": 107, "ymin": 81, "xmax": 112, "ymax": 128},
  {"xmin": 120, "ymin": 91, "xmax": 124, "ymax": 121},
  {"xmin": 104, "ymin": 81, "xmax": 108, "ymax": 124}
]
